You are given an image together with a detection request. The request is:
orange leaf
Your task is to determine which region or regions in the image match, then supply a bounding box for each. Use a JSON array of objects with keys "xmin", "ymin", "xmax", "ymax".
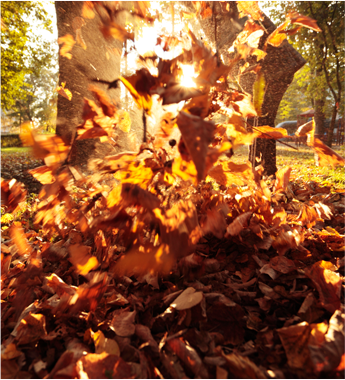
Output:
[
  {"xmin": 207, "ymin": 161, "xmax": 254, "ymax": 187},
  {"xmin": 237, "ymin": 1, "xmax": 264, "ymax": 21},
  {"xmin": 29, "ymin": 165, "xmax": 55, "ymax": 185},
  {"xmin": 274, "ymin": 166, "xmax": 292, "ymax": 192},
  {"xmin": 288, "ymin": 11, "xmax": 322, "ymax": 32},
  {"xmin": 114, "ymin": 244, "xmax": 174, "ymax": 276},
  {"xmin": 177, "ymin": 111, "xmax": 214, "ymax": 182},
  {"xmin": 253, "ymin": 126, "xmax": 288, "ymax": 139},
  {"xmin": 309, "ymin": 138, "xmax": 345, "ymax": 168},
  {"xmin": 226, "ymin": 211, "xmax": 252, "ymax": 237},
  {"xmin": 82, "ymin": 1, "xmax": 95, "ymax": 19},
  {"xmin": 10, "ymin": 225, "xmax": 31, "ymax": 256},
  {"xmin": 58, "ymin": 34, "xmax": 75, "ymax": 59},
  {"xmin": 56, "ymin": 82, "xmax": 72, "ymax": 100},
  {"xmin": 68, "ymin": 244, "xmax": 99, "ymax": 275},
  {"xmin": 1, "ymin": 178, "xmax": 27, "ymax": 213}
]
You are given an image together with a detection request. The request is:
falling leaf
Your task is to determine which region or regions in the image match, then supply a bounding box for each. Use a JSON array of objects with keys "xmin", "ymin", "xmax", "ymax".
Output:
[
  {"xmin": 101, "ymin": 21, "xmax": 134, "ymax": 42},
  {"xmin": 10, "ymin": 225, "xmax": 31, "ymax": 256},
  {"xmin": 82, "ymin": 1, "xmax": 95, "ymax": 19},
  {"xmin": 226, "ymin": 212, "xmax": 252, "ymax": 237},
  {"xmin": 68, "ymin": 244, "xmax": 99, "ymax": 276},
  {"xmin": 288, "ymin": 11, "xmax": 322, "ymax": 32},
  {"xmin": 117, "ymin": 110, "xmax": 131, "ymax": 132},
  {"xmin": 207, "ymin": 161, "xmax": 254, "ymax": 187},
  {"xmin": 56, "ymin": 82, "xmax": 72, "ymax": 100},
  {"xmin": 177, "ymin": 111, "xmax": 214, "ymax": 182},
  {"xmin": 266, "ymin": 19, "xmax": 290, "ymax": 47},
  {"xmin": 274, "ymin": 166, "xmax": 292, "ymax": 192},
  {"xmin": 296, "ymin": 120, "xmax": 313, "ymax": 136},
  {"xmin": 29, "ymin": 165, "xmax": 55, "ymax": 185},
  {"xmin": 237, "ymin": 1, "xmax": 264, "ymax": 21},
  {"xmin": 253, "ymin": 71, "xmax": 265, "ymax": 117},
  {"xmin": 58, "ymin": 34, "xmax": 75, "ymax": 59},
  {"xmin": 1, "ymin": 178, "xmax": 27, "ymax": 213},
  {"xmin": 308, "ymin": 138, "xmax": 345, "ymax": 168}
]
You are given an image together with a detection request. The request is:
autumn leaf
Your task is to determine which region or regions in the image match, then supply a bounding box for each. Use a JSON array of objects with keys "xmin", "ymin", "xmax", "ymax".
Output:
[
  {"xmin": 207, "ymin": 161, "xmax": 254, "ymax": 187},
  {"xmin": 114, "ymin": 244, "xmax": 174, "ymax": 276},
  {"xmin": 1, "ymin": 178, "xmax": 27, "ymax": 213},
  {"xmin": 253, "ymin": 71, "xmax": 265, "ymax": 117},
  {"xmin": 237, "ymin": 1, "xmax": 264, "ymax": 21},
  {"xmin": 119, "ymin": 69, "xmax": 154, "ymax": 113},
  {"xmin": 56, "ymin": 82, "xmax": 72, "ymax": 100},
  {"xmin": 288, "ymin": 11, "xmax": 322, "ymax": 32},
  {"xmin": 68, "ymin": 244, "xmax": 99, "ymax": 275},
  {"xmin": 308, "ymin": 138, "xmax": 345, "ymax": 167},
  {"xmin": 100, "ymin": 21, "xmax": 134, "ymax": 42},
  {"xmin": 92, "ymin": 330, "xmax": 120, "ymax": 355},
  {"xmin": 29, "ymin": 165, "xmax": 55, "ymax": 185},
  {"xmin": 266, "ymin": 19, "xmax": 290, "ymax": 47},
  {"xmin": 10, "ymin": 225, "xmax": 31, "ymax": 256},
  {"xmin": 82, "ymin": 1, "xmax": 95, "ymax": 19},
  {"xmin": 305, "ymin": 260, "xmax": 342, "ymax": 313},
  {"xmin": 177, "ymin": 111, "xmax": 214, "ymax": 182},
  {"xmin": 170, "ymin": 287, "xmax": 203, "ymax": 310},
  {"xmin": 58, "ymin": 34, "xmax": 75, "ymax": 59}
]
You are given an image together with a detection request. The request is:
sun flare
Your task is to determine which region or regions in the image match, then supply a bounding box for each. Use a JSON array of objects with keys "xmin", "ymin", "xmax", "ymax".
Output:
[{"xmin": 179, "ymin": 64, "xmax": 197, "ymax": 88}]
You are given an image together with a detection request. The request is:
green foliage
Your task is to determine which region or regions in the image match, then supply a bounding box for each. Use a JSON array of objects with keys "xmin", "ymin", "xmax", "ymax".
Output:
[{"xmin": 1, "ymin": 1, "xmax": 54, "ymax": 111}]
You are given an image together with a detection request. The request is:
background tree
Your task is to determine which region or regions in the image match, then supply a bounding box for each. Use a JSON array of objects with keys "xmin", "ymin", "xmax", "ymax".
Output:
[
  {"xmin": 262, "ymin": 1, "xmax": 345, "ymax": 147},
  {"xmin": 1, "ymin": 1, "xmax": 54, "ymax": 111},
  {"xmin": 6, "ymin": 66, "xmax": 58, "ymax": 132}
]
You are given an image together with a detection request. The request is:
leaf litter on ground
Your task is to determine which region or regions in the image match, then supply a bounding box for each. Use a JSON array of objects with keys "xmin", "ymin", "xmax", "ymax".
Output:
[{"xmin": 1, "ymin": 1, "xmax": 344, "ymax": 379}]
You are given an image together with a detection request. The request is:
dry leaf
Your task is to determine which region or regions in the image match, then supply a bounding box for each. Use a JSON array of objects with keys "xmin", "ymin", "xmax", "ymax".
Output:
[
  {"xmin": 58, "ymin": 34, "xmax": 75, "ymax": 59},
  {"xmin": 68, "ymin": 244, "xmax": 99, "ymax": 275}
]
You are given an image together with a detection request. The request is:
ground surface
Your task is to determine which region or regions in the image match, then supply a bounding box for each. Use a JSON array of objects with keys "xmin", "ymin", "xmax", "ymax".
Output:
[{"xmin": 1, "ymin": 144, "xmax": 345, "ymax": 379}]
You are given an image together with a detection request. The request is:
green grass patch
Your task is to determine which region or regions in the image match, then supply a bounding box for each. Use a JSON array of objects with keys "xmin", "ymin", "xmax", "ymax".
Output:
[
  {"xmin": 1, "ymin": 146, "xmax": 32, "ymax": 155},
  {"xmin": 232, "ymin": 143, "xmax": 345, "ymax": 188}
]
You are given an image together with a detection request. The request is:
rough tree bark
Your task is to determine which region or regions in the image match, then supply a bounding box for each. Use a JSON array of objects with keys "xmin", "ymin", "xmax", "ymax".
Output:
[{"xmin": 55, "ymin": 1, "xmax": 141, "ymax": 168}]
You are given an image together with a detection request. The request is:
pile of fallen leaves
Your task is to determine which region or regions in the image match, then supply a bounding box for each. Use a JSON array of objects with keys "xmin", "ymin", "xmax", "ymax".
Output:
[{"xmin": 1, "ymin": 1, "xmax": 344, "ymax": 379}]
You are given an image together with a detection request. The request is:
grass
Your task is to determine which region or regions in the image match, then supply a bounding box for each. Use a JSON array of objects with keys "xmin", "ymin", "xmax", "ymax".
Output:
[
  {"xmin": 232, "ymin": 143, "xmax": 345, "ymax": 188},
  {"xmin": 1, "ymin": 146, "xmax": 31, "ymax": 155}
]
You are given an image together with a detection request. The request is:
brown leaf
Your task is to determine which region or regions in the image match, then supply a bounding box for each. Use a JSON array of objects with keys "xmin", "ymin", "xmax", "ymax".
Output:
[
  {"xmin": 93, "ymin": 330, "xmax": 120, "ymax": 356},
  {"xmin": 220, "ymin": 350, "xmax": 266, "ymax": 378},
  {"xmin": 68, "ymin": 244, "xmax": 99, "ymax": 275},
  {"xmin": 170, "ymin": 287, "xmax": 203, "ymax": 310},
  {"xmin": 177, "ymin": 111, "xmax": 215, "ymax": 182},
  {"xmin": 226, "ymin": 211, "xmax": 252, "ymax": 237},
  {"xmin": 270, "ymin": 256, "xmax": 296, "ymax": 274},
  {"xmin": 110, "ymin": 310, "xmax": 136, "ymax": 337},
  {"xmin": 58, "ymin": 34, "xmax": 75, "ymax": 59},
  {"xmin": 305, "ymin": 260, "xmax": 342, "ymax": 313},
  {"xmin": 78, "ymin": 353, "xmax": 131, "ymax": 379},
  {"xmin": 15, "ymin": 313, "xmax": 47, "ymax": 345},
  {"xmin": 1, "ymin": 178, "xmax": 27, "ymax": 213},
  {"xmin": 278, "ymin": 322, "xmax": 314, "ymax": 370}
]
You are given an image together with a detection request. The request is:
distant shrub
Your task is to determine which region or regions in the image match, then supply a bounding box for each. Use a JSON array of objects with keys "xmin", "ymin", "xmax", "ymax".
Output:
[{"xmin": 1, "ymin": 134, "xmax": 23, "ymax": 148}]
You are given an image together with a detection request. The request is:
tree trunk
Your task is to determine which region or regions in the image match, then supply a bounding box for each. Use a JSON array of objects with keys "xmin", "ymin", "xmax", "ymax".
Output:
[
  {"xmin": 55, "ymin": 1, "xmax": 141, "ymax": 169},
  {"xmin": 185, "ymin": 1, "xmax": 306, "ymax": 177},
  {"xmin": 326, "ymin": 106, "xmax": 338, "ymax": 148}
]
